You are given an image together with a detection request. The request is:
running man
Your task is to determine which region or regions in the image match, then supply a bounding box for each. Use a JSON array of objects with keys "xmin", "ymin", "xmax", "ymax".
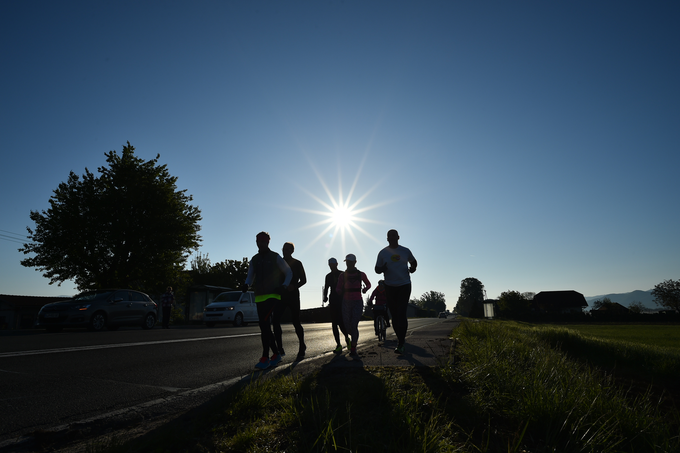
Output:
[
  {"xmin": 242, "ymin": 231, "xmax": 292, "ymax": 370},
  {"xmin": 323, "ymin": 257, "xmax": 350, "ymax": 353},
  {"xmin": 375, "ymin": 229, "xmax": 417, "ymax": 355},
  {"xmin": 273, "ymin": 242, "xmax": 307, "ymax": 358},
  {"xmin": 336, "ymin": 254, "xmax": 371, "ymax": 356}
]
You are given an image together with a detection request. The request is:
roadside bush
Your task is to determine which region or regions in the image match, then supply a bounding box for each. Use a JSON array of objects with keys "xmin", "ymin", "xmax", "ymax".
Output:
[{"xmin": 170, "ymin": 306, "xmax": 185, "ymax": 325}]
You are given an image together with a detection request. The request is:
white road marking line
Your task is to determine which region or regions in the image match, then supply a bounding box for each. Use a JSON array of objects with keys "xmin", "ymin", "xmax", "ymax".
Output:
[{"xmin": 0, "ymin": 332, "xmax": 260, "ymax": 358}]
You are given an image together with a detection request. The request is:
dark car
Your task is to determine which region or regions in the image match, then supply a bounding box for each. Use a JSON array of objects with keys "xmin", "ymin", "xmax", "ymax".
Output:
[{"xmin": 37, "ymin": 289, "xmax": 158, "ymax": 332}]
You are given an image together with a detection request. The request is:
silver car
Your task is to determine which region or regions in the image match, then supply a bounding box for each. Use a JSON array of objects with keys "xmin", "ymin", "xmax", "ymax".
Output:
[
  {"xmin": 203, "ymin": 291, "xmax": 257, "ymax": 327},
  {"xmin": 37, "ymin": 289, "xmax": 158, "ymax": 332}
]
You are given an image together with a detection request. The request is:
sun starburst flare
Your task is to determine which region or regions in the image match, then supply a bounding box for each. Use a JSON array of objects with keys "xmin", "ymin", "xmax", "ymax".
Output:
[{"xmin": 285, "ymin": 157, "xmax": 396, "ymax": 256}]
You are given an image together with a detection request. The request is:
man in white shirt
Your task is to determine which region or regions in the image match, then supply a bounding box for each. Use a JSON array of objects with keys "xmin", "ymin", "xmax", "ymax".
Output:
[{"xmin": 374, "ymin": 229, "xmax": 417, "ymax": 355}]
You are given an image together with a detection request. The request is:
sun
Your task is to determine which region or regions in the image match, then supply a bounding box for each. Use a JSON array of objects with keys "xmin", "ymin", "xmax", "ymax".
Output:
[
  {"xmin": 330, "ymin": 205, "xmax": 355, "ymax": 230},
  {"xmin": 287, "ymin": 157, "xmax": 395, "ymax": 256}
]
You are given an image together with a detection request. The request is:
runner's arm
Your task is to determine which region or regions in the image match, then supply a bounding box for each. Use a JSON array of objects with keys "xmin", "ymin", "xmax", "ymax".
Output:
[
  {"xmin": 277, "ymin": 255, "xmax": 293, "ymax": 287},
  {"xmin": 361, "ymin": 273, "xmax": 371, "ymax": 294},
  {"xmin": 297, "ymin": 262, "xmax": 307, "ymax": 289}
]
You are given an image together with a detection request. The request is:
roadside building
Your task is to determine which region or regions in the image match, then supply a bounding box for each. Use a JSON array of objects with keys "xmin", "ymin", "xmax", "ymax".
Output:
[
  {"xmin": 185, "ymin": 285, "xmax": 232, "ymax": 322},
  {"xmin": 533, "ymin": 290, "xmax": 588, "ymax": 315}
]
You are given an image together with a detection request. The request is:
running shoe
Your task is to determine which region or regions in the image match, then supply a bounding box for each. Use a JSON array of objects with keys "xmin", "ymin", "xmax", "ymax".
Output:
[
  {"xmin": 255, "ymin": 357, "xmax": 270, "ymax": 370},
  {"xmin": 345, "ymin": 335, "xmax": 351, "ymax": 350},
  {"xmin": 297, "ymin": 344, "xmax": 307, "ymax": 358},
  {"xmin": 333, "ymin": 344, "xmax": 343, "ymax": 353},
  {"xmin": 270, "ymin": 354, "xmax": 282, "ymax": 367},
  {"xmin": 350, "ymin": 347, "xmax": 358, "ymax": 356},
  {"xmin": 394, "ymin": 345, "xmax": 405, "ymax": 355}
]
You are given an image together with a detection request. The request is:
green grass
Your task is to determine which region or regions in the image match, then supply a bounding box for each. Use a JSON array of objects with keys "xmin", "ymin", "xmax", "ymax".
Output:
[
  {"xmin": 523, "ymin": 322, "xmax": 680, "ymax": 381},
  {"xmin": 100, "ymin": 320, "xmax": 680, "ymax": 453},
  {"xmin": 116, "ymin": 367, "xmax": 463, "ymax": 453},
  {"xmin": 445, "ymin": 320, "xmax": 680, "ymax": 452},
  {"xmin": 553, "ymin": 324, "xmax": 680, "ymax": 350}
]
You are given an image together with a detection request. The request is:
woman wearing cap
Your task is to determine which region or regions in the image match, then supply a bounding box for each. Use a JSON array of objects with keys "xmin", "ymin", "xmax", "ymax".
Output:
[{"xmin": 335, "ymin": 254, "xmax": 371, "ymax": 356}]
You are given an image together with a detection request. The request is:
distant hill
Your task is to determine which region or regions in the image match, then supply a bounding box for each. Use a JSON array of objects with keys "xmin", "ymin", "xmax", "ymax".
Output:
[{"xmin": 585, "ymin": 290, "xmax": 655, "ymax": 309}]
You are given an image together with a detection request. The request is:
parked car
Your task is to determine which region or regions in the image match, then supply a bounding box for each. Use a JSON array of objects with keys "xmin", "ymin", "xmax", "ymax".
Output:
[
  {"xmin": 37, "ymin": 289, "xmax": 158, "ymax": 332},
  {"xmin": 438, "ymin": 312, "xmax": 448, "ymax": 319},
  {"xmin": 203, "ymin": 291, "xmax": 257, "ymax": 327}
]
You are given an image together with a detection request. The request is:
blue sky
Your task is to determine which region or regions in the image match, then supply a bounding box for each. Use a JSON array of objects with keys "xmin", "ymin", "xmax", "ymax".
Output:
[{"xmin": 1, "ymin": 1, "xmax": 678, "ymax": 310}]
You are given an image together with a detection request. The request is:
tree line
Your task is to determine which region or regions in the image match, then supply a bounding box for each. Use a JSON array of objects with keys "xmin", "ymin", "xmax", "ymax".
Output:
[{"xmin": 454, "ymin": 277, "xmax": 680, "ymax": 320}]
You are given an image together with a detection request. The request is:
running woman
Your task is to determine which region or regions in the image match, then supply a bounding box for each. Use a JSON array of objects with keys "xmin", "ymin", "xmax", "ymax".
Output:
[{"xmin": 336, "ymin": 254, "xmax": 371, "ymax": 356}]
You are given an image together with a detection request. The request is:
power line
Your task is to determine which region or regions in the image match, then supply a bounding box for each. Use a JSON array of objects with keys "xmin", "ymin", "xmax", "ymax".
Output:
[
  {"xmin": 0, "ymin": 229, "xmax": 29, "ymax": 245},
  {"xmin": 0, "ymin": 234, "xmax": 27, "ymax": 245}
]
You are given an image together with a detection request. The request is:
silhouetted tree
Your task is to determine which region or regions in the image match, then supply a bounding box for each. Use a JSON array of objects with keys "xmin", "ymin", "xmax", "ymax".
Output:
[
  {"xmin": 628, "ymin": 301, "xmax": 646, "ymax": 314},
  {"xmin": 455, "ymin": 277, "xmax": 485, "ymax": 317},
  {"xmin": 497, "ymin": 290, "xmax": 532, "ymax": 319},
  {"xmin": 522, "ymin": 292, "xmax": 535, "ymax": 301},
  {"xmin": 20, "ymin": 142, "xmax": 201, "ymax": 292},
  {"xmin": 413, "ymin": 291, "xmax": 446, "ymax": 313},
  {"xmin": 651, "ymin": 279, "xmax": 680, "ymax": 312},
  {"xmin": 591, "ymin": 297, "xmax": 613, "ymax": 310},
  {"xmin": 189, "ymin": 253, "xmax": 249, "ymax": 289}
]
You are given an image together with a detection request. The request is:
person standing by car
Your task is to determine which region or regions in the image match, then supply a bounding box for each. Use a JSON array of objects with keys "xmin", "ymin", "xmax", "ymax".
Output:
[
  {"xmin": 336, "ymin": 254, "xmax": 371, "ymax": 356},
  {"xmin": 323, "ymin": 257, "xmax": 350, "ymax": 353},
  {"xmin": 375, "ymin": 229, "xmax": 417, "ymax": 355},
  {"xmin": 273, "ymin": 242, "xmax": 307, "ymax": 359},
  {"xmin": 161, "ymin": 286, "xmax": 175, "ymax": 329},
  {"xmin": 242, "ymin": 231, "xmax": 292, "ymax": 370}
]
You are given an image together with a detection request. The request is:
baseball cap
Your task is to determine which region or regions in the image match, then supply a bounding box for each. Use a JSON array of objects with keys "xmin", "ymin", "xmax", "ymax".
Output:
[
  {"xmin": 328, "ymin": 257, "xmax": 338, "ymax": 264},
  {"xmin": 344, "ymin": 254, "xmax": 357, "ymax": 262}
]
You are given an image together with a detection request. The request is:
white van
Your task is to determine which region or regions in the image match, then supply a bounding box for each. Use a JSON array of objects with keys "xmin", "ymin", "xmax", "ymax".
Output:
[{"xmin": 203, "ymin": 291, "xmax": 258, "ymax": 327}]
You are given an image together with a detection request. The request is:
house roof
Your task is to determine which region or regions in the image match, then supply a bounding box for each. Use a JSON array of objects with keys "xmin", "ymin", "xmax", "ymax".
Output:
[
  {"xmin": 0, "ymin": 294, "xmax": 70, "ymax": 310},
  {"xmin": 534, "ymin": 290, "xmax": 588, "ymax": 308}
]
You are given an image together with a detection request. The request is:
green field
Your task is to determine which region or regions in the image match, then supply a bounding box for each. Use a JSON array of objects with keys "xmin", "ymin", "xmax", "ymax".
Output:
[{"xmin": 553, "ymin": 323, "xmax": 680, "ymax": 350}]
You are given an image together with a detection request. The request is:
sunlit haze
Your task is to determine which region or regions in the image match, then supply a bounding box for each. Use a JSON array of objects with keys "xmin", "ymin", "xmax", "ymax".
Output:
[{"xmin": 1, "ymin": 1, "xmax": 679, "ymax": 310}]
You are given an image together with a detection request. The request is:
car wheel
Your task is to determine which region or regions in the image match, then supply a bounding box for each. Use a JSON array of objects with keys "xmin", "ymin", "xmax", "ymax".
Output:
[
  {"xmin": 142, "ymin": 313, "xmax": 156, "ymax": 330},
  {"xmin": 233, "ymin": 313, "xmax": 244, "ymax": 327},
  {"xmin": 89, "ymin": 312, "xmax": 107, "ymax": 331},
  {"xmin": 205, "ymin": 322, "xmax": 215, "ymax": 328}
]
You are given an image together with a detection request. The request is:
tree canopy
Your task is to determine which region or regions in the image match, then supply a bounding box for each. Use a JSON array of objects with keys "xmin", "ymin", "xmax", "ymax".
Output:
[
  {"xmin": 497, "ymin": 290, "xmax": 533, "ymax": 319},
  {"xmin": 412, "ymin": 290, "xmax": 446, "ymax": 313},
  {"xmin": 455, "ymin": 277, "xmax": 485, "ymax": 317},
  {"xmin": 189, "ymin": 252, "xmax": 249, "ymax": 290},
  {"xmin": 651, "ymin": 279, "xmax": 680, "ymax": 312},
  {"xmin": 20, "ymin": 142, "xmax": 202, "ymax": 292}
]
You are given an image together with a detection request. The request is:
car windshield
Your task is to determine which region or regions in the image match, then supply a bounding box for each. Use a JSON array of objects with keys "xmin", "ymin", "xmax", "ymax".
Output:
[
  {"xmin": 213, "ymin": 292, "xmax": 243, "ymax": 303},
  {"xmin": 74, "ymin": 291, "xmax": 115, "ymax": 301}
]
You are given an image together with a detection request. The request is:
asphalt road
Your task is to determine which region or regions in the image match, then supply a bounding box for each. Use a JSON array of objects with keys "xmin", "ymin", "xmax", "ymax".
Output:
[{"xmin": 0, "ymin": 318, "xmax": 442, "ymax": 448}]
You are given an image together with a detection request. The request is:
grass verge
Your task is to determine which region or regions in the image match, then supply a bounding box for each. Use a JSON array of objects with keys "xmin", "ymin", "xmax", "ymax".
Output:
[{"xmin": 96, "ymin": 320, "xmax": 680, "ymax": 452}]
